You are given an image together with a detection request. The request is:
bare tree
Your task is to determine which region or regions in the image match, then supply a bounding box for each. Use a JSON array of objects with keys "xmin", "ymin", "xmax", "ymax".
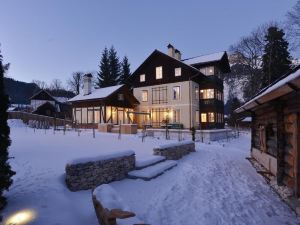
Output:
[
  {"xmin": 67, "ymin": 72, "xmax": 84, "ymax": 95},
  {"xmin": 285, "ymin": 0, "xmax": 300, "ymax": 51},
  {"xmin": 228, "ymin": 23, "xmax": 276, "ymax": 100},
  {"xmin": 49, "ymin": 79, "xmax": 64, "ymax": 96},
  {"xmin": 32, "ymin": 79, "xmax": 48, "ymax": 90}
]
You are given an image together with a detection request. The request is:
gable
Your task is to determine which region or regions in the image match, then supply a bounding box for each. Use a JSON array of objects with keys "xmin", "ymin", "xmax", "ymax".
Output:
[
  {"xmin": 30, "ymin": 90, "xmax": 57, "ymax": 102},
  {"xmin": 129, "ymin": 50, "xmax": 205, "ymax": 88}
]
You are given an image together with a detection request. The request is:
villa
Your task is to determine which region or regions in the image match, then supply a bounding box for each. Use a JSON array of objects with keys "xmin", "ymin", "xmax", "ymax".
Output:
[{"xmin": 69, "ymin": 44, "xmax": 230, "ymax": 130}]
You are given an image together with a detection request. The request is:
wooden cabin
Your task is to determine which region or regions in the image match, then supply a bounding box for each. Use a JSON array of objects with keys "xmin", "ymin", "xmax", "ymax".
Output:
[
  {"xmin": 235, "ymin": 66, "xmax": 300, "ymax": 196},
  {"xmin": 68, "ymin": 74, "xmax": 139, "ymax": 129},
  {"xmin": 30, "ymin": 89, "xmax": 72, "ymax": 119}
]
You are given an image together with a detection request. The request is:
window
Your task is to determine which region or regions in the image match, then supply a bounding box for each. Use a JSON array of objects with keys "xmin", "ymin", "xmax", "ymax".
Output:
[
  {"xmin": 82, "ymin": 108, "xmax": 87, "ymax": 123},
  {"xmin": 200, "ymin": 89, "xmax": 214, "ymax": 99},
  {"xmin": 118, "ymin": 94, "xmax": 124, "ymax": 101},
  {"xmin": 142, "ymin": 90, "xmax": 148, "ymax": 102},
  {"xmin": 201, "ymin": 113, "xmax": 207, "ymax": 122},
  {"xmin": 175, "ymin": 67, "xmax": 181, "ymax": 77},
  {"xmin": 195, "ymin": 110, "xmax": 199, "ymax": 124},
  {"xmin": 173, "ymin": 109, "xmax": 180, "ymax": 123},
  {"xmin": 200, "ymin": 66, "xmax": 214, "ymax": 76},
  {"xmin": 152, "ymin": 86, "xmax": 168, "ymax": 104},
  {"xmin": 156, "ymin": 66, "xmax": 163, "ymax": 79},
  {"xmin": 94, "ymin": 107, "xmax": 100, "ymax": 123},
  {"xmin": 173, "ymin": 86, "xmax": 180, "ymax": 100},
  {"xmin": 195, "ymin": 86, "xmax": 199, "ymax": 100},
  {"xmin": 140, "ymin": 74, "xmax": 145, "ymax": 82},
  {"xmin": 75, "ymin": 108, "xmax": 82, "ymax": 124},
  {"xmin": 208, "ymin": 112, "xmax": 215, "ymax": 122},
  {"xmin": 87, "ymin": 107, "xmax": 94, "ymax": 124}
]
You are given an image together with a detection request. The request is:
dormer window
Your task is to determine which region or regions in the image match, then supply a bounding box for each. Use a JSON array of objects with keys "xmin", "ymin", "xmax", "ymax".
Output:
[
  {"xmin": 175, "ymin": 67, "xmax": 181, "ymax": 77},
  {"xmin": 156, "ymin": 66, "xmax": 163, "ymax": 79},
  {"xmin": 140, "ymin": 74, "xmax": 145, "ymax": 82}
]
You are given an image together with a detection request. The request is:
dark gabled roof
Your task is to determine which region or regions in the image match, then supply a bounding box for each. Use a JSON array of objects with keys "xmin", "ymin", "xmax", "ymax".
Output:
[
  {"xmin": 30, "ymin": 89, "xmax": 57, "ymax": 102},
  {"xmin": 129, "ymin": 49, "xmax": 202, "ymax": 80}
]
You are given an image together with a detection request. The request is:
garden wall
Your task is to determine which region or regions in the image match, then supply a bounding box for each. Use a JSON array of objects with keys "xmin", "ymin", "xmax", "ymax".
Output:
[
  {"xmin": 65, "ymin": 151, "xmax": 135, "ymax": 191},
  {"xmin": 153, "ymin": 141, "xmax": 195, "ymax": 160}
]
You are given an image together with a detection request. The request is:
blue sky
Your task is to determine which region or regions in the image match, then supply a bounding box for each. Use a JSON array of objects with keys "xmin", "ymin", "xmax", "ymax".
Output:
[{"xmin": 0, "ymin": 0, "xmax": 298, "ymax": 84}]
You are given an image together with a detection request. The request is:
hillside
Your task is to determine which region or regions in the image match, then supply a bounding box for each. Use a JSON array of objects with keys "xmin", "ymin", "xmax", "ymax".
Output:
[{"xmin": 4, "ymin": 77, "xmax": 39, "ymax": 104}]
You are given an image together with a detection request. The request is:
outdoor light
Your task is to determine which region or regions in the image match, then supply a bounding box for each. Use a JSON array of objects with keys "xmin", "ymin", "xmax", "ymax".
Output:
[{"xmin": 4, "ymin": 209, "xmax": 37, "ymax": 225}]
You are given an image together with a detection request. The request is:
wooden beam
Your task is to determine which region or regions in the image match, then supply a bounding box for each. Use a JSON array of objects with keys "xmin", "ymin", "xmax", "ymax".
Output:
[
  {"xmin": 295, "ymin": 113, "xmax": 300, "ymax": 197},
  {"xmin": 287, "ymin": 82, "xmax": 300, "ymax": 91}
]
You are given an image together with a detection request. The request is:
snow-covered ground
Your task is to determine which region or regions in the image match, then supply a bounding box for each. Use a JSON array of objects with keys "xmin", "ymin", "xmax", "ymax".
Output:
[{"xmin": 2, "ymin": 120, "xmax": 300, "ymax": 225}]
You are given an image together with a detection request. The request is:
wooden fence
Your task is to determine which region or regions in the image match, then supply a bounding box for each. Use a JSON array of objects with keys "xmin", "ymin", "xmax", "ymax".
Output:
[{"xmin": 8, "ymin": 111, "xmax": 73, "ymax": 127}]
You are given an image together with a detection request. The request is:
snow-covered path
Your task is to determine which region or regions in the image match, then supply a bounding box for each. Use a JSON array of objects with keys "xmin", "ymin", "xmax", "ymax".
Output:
[
  {"xmin": 111, "ymin": 134, "xmax": 300, "ymax": 225},
  {"xmin": 3, "ymin": 121, "xmax": 300, "ymax": 225}
]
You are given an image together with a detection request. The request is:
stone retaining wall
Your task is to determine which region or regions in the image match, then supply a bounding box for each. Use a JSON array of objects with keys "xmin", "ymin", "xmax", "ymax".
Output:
[
  {"xmin": 65, "ymin": 151, "xmax": 135, "ymax": 191},
  {"xmin": 153, "ymin": 141, "xmax": 195, "ymax": 160}
]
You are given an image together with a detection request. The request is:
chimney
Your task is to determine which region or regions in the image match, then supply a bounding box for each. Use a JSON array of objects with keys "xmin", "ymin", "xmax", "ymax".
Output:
[
  {"xmin": 167, "ymin": 43, "xmax": 175, "ymax": 57},
  {"xmin": 83, "ymin": 73, "xmax": 92, "ymax": 95},
  {"xmin": 175, "ymin": 49, "xmax": 181, "ymax": 60}
]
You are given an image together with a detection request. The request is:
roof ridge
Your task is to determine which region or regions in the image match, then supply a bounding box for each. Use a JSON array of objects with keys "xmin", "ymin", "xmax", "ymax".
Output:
[{"xmin": 181, "ymin": 51, "xmax": 225, "ymax": 61}]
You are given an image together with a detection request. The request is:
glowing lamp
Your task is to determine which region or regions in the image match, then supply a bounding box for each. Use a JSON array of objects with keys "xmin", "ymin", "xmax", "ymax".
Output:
[{"xmin": 4, "ymin": 209, "xmax": 37, "ymax": 225}]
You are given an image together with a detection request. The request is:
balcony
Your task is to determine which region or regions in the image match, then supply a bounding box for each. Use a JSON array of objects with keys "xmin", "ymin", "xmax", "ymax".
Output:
[{"xmin": 199, "ymin": 99, "xmax": 223, "ymax": 111}]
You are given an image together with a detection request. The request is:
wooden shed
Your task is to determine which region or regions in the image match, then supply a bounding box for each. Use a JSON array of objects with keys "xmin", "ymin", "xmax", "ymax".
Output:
[{"xmin": 235, "ymin": 66, "xmax": 300, "ymax": 196}]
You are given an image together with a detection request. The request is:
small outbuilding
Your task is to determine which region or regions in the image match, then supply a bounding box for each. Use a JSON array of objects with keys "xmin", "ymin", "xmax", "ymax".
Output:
[
  {"xmin": 68, "ymin": 74, "xmax": 140, "ymax": 129},
  {"xmin": 235, "ymin": 66, "xmax": 300, "ymax": 196}
]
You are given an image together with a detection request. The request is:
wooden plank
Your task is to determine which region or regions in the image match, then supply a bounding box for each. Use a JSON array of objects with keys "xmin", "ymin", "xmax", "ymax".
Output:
[
  {"xmin": 295, "ymin": 113, "xmax": 300, "ymax": 197},
  {"xmin": 276, "ymin": 101, "xmax": 285, "ymax": 185}
]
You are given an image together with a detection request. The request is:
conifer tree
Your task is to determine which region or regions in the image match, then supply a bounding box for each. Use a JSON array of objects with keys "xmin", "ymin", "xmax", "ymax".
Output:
[
  {"xmin": 119, "ymin": 56, "xmax": 131, "ymax": 85},
  {"xmin": 261, "ymin": 26, "xmax": 292, "ymax": 87},
  {"xmin": 0, "ymin": 49, "xmax": 15, "ymax": 213},
  {"xmin": 96, "ymin": 47, "xmax": 111, "ymax": 88},
  {"xmin": 108, "ymin": 46, "xmax": 120, "ymax": 86}
]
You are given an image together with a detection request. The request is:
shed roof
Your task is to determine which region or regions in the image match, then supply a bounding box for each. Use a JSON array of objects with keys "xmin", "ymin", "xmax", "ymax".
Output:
[{"xmin": 235, "ymin": 66, "xmax": 300, "ymax": 113}]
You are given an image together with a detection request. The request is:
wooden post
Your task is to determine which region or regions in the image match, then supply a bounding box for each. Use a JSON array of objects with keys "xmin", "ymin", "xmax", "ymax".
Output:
[
  {"xmin": 251, "ymin": 111, "xmax": 256, "ymax": 152},
  {"xmin": 276, "ymin": 101, "xmax": 285, "ymax": 185}
]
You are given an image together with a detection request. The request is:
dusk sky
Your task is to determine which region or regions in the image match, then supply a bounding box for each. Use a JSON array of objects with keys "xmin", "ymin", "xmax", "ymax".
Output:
[{"xmin": 0, "ymin": 0, "xmax": 299, "ymax": 84}]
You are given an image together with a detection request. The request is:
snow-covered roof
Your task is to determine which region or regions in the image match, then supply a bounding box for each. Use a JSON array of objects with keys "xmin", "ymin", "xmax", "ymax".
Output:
[
  {"xmin": 241, "ymin": 117, "xmax": 252, "ymax": 122},
  {"xmin": 182, "ymin": 52, "xmax": 225, "ymax": 65},
  {"xmin": 53, "ymin": 97, "xmax": 69, "ymax": 103},
  {"xmin": 235, "ymin": 67, "xmax": 300, "ymax": 113},
  {"xmin": 68, "ymin": 84, "xmax": 123, "ymax": 102}
]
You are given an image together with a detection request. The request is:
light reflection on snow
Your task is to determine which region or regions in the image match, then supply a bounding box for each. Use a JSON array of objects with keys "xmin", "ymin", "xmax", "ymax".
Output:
[{"xmin": 4, "ymin": 209, "xmax": 37, "ymax": 225}]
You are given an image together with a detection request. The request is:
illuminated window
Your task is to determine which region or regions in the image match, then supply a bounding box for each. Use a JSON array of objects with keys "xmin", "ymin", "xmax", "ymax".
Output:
[
  {"xmin": 208, "ymin": 112, "xmax": 215, "ymax": 122},
  {"xmin": 175, "ymin": 67, "xmax": 181, "ymax": 77},
  {"xmin": 173, "ymin": 109, "xmax": 180, "ymax": 123},
  {"xmin": 156, "ymin": 66, "xmax": 163, "ymax": 79},
  {"xmin": 173, "ymin": 86, "xmax": 180, "ymax": 100},
  {"xmin": 200, "ymin": 89, "xmax": 214, "ymax": 99},
  {"xmin": 201, "ymin": 113, "xmax": 207, "ymax": 122},
  {"xmin": 142, "ymin": 90, "xmax": 148, "ymax": 102},
  {"xmin": 200, "ymin": 66, "xmax": 214, "ymax": 76},
  {"xmin": 140, "ymin": 74, "xmax": 145, "ymax": 82}
]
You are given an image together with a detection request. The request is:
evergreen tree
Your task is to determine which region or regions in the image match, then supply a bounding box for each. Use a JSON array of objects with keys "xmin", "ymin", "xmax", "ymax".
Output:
[
  {"xmin": 262, "ymin": 26, "xmax": 292, "ymax": 87},
  {"xmin": 0, "ymin": 49, "xmax": 15, "ymax": 213},
  {"xmin": 96, "ymin": 47, "xmax": 112, "ymax": 88},
  {"xmin": 108, "ymin": 46, "xmax": 121, "ymax": 86},
  {"xmin": 119, "ymin": 56, "xmax": 131, "ymax": 85}
]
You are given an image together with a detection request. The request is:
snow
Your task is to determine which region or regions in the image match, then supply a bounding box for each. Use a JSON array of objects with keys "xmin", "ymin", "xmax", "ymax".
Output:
[
  {"xmin": 53, "ymin": 96, "xmax": 69, "ymax": 103},
  {"xmin": 182, "ymin": 51, "xmax": 225, "ymax": 65},
  {"xmin": 135, "ymin": 155, "xmax": 165, "ymax": 168},
  {"xmin": 69, "ymin": 150, "xmax": 135, "ymax": 165},
  {"xmin": 93, "ymin": 184, "xmax": 128, "ymax": 211},
  {"xmin": 128, "ymin": 160, "xmax": 177, "ymax": 180},
  {"xmin": 237, "ymin": 67, "xmax": 300, "ymax": 112},
  {"xmin": 3, "ymin": 120, "xmax": 300, "ymax": 225},
  {"xmin": 242, "ymin": 117, "xmax": 252, "ymax": 122},
  {"xmin": 68, "ymin": 84, "xmax": 123, "ymax": 102}
]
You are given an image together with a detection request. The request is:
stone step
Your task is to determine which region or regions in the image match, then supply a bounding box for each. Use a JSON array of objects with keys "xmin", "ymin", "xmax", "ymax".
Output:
[
  {"xmin": 135, "ymin": 155, "xmax": 166, "ymax": 170},
  {"xmin": 127, "ymin": 160, "xmax": 177, "ymax": 181}
]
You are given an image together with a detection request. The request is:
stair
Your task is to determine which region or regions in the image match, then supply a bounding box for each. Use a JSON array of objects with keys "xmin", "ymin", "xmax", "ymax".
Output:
[
  {"xmin": 128, "ymin": 160, "xmax": 177, "ymax": 181},
  {"xmin": 135, "ymin": 155, "xmax": 166, "ymax": 170}
]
